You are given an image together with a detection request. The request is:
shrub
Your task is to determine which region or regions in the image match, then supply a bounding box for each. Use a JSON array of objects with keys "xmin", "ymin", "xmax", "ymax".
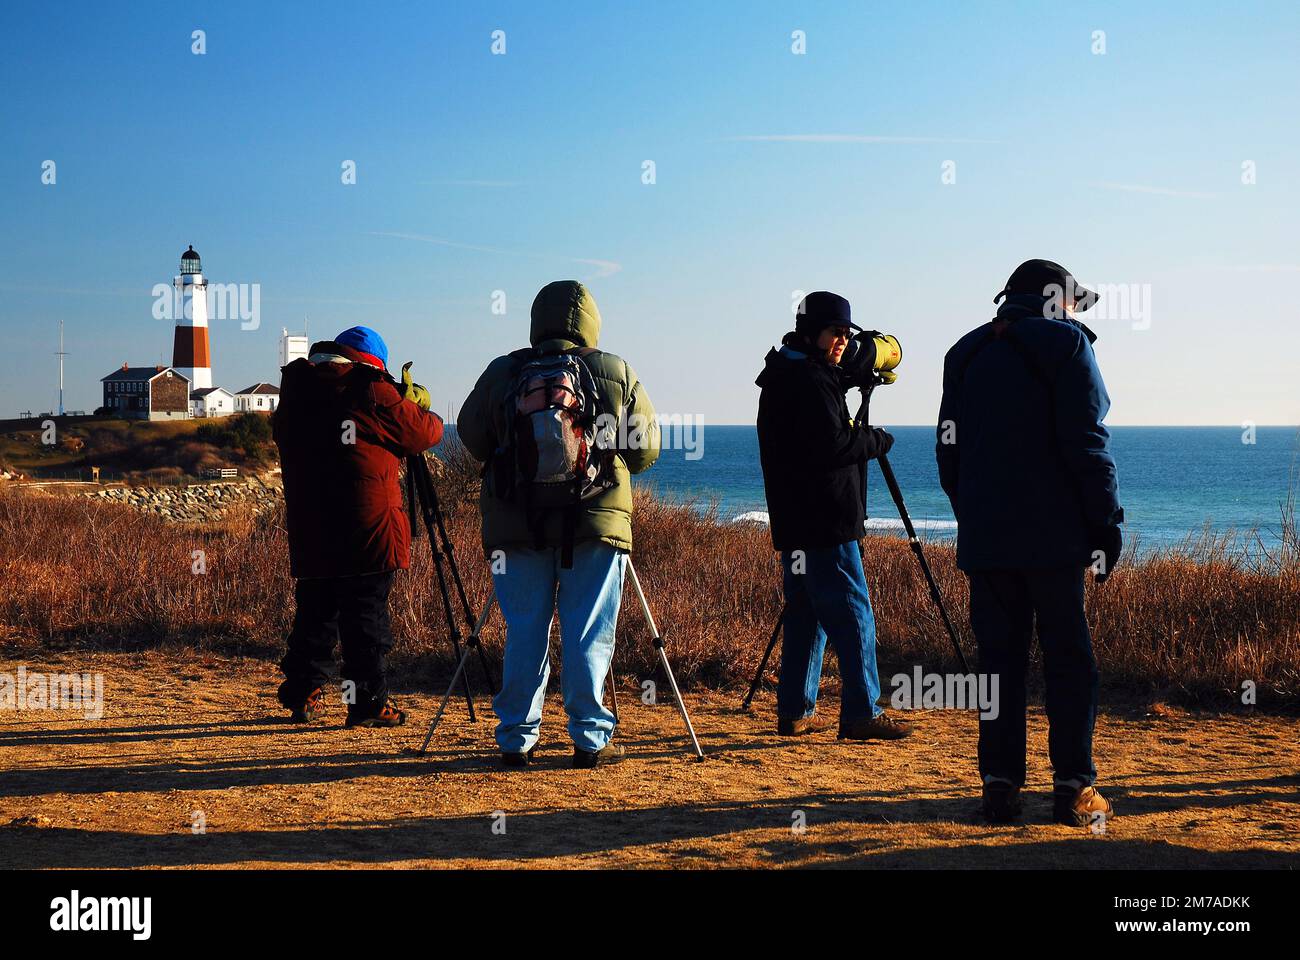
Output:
[{"xmin": 1, "ymin": 484, "xmax": 1296, "ymax": 709}]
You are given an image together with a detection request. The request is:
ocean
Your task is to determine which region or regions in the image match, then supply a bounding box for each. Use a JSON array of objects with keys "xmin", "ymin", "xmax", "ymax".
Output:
[{"xmin": 632, "ymin": 425, "xmax": 1300, "ymax": 554}]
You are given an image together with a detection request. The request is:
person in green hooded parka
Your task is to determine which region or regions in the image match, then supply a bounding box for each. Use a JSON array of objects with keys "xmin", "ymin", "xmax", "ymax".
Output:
[{"xmin": 459, "ymin": 280, "xmax": 660, "ymax": 769}]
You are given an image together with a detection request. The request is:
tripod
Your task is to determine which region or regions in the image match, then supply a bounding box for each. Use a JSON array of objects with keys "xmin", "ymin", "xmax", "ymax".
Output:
[
  {"xmin": 405, "ymin": 452, "xmax": 497, "ymax": 724},
  {"xmin": 418, "ymin": 555, "xmax": 705, "ymax": 760},
  {"xmin": 741, "ymin": 379, "xmax": 970, "ymax": 710},
  {"xmin": 626, "ymin": 558, "xmax": 705, "ymax": 759}
]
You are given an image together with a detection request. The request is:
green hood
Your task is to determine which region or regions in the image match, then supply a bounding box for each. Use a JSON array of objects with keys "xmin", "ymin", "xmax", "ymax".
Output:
[{"xmin": 530, "ymin": 280, "xmax": 602, "ymax": 350}]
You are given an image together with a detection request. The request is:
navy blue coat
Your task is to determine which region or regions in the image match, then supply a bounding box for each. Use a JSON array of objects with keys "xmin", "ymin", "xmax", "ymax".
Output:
[{"xmin": 935, "ymin": 298, "xmax": 1123, "ymax": 572}]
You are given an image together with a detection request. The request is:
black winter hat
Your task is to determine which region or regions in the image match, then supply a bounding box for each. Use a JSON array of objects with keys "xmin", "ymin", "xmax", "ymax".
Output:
[
  {"xmin": 994, "ymin": 259, "xmax": 1097, "ymax": 311},
  {"xmin": 794, "ymin": 291, "xmax": 862, "ymax": 339}
]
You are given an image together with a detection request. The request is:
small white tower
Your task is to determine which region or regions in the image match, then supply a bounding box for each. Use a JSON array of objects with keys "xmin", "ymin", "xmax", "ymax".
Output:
[
  {"xmin": 279, "ymin": 326, "xmax": 309, "ymax": 368},
  {"xmin": 172, "ymin": 245, "xmax": 212, "ymax": 389}
]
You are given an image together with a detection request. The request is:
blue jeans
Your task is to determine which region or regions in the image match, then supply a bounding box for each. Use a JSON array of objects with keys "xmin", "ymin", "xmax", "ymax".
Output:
[
  {"xmin": 491, "ymin": 541, "xmax": 626, "ymax": 754},
  {"xmin": 777, "ymin": 541, "xmax": 883, "ymax": 723}
]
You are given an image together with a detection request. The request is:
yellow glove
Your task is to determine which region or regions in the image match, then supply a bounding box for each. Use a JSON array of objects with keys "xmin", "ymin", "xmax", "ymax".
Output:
[
  {"xmin": 400, "ymin": 361, "xmax": 432, "ymax": 411},
  {"xmin": 876, "ymin": 369, "xmax": 898, "ymax": 385}
]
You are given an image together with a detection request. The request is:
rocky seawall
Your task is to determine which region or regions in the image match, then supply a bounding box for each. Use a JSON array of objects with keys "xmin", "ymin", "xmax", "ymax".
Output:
[{"xmin": 81, "ymin": 476, "xmax": 283, "ymax": 523}]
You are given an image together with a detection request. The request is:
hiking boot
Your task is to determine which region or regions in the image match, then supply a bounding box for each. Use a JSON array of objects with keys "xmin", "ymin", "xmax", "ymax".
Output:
[
  {"xmin": 500, "ymin": 746, "xmax": 538, "ymax": 769},
  {"xmin": 278, "ymin": 681, "xmax": 324, "ymax": 723},
  {"xmin": 573, "ymin": 743, "xmax": 625, "ymax": 769},
  {"xmin": 982, "ymin": 780, "xmax": 1024, "ymax": 822},
  {"xmin": 776, "ymin": 714, "xmax": 836, "ymax": 736},
  {"xmin": 1054, "ymin": 783, "xmax": 1114, "ymax": 827},
  {"xmin": 345, "ymin": 699, "xmax": 406, "ymax": 729},
  {"xmin": 838, "ymin": 712, "xmax": 913, "ymax": 741}
]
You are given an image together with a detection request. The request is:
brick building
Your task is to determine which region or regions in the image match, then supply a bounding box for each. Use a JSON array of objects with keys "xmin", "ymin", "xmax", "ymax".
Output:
[{"xmin": 100, "ymin": 365, "xmax": 191, "ymax": 420}]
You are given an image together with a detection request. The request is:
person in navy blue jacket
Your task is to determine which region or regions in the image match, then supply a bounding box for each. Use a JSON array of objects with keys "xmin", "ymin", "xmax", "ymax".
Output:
[{"xmin": 936, "ymin": 259, "xmax": 1124, "ymax": 827}]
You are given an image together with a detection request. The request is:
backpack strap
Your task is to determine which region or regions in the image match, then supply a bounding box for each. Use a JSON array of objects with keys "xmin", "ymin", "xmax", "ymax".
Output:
[
  {"xmin": 560, "ymin": 501, "xmax": 578, "ymax": 569},
  {"xmin": 958, "ymin": 320, "xmax": 1055, "ymax": 393},
  {"xmin": 488, "ymin": 347, "xmax": 542, "ymax": 501},
  {"xmin": 957, "ymin": 327, "xmax": 996, "ymax": 384},
  {"xmin": 960, "ymin": 320, "xmax": 1085, "ymax": 513},
  {"xmin": 997, "ymin": 323, "xmax": 1055, "ymax": 392}
]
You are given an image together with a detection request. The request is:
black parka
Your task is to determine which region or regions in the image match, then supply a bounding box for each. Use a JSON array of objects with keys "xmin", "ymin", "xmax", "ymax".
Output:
[{"xmin": 755, "ymin": 340, "xmax": 889, "ymax": 552}]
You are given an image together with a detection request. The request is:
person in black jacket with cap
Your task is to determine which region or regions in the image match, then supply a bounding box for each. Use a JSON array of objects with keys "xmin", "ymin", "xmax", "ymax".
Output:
[
  {"xmin": 755, "ymin": 291, "xmax": 912, "ymax": 742},
  {"xmin": 937, "ymin": 259, "xmax": 1123, "ymax": 827}
]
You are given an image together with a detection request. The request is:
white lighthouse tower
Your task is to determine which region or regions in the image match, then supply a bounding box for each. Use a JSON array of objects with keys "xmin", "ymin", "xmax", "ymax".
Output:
[{"xmin": 172, "ymin": 245, "xmax": 212, "ymax": 389}]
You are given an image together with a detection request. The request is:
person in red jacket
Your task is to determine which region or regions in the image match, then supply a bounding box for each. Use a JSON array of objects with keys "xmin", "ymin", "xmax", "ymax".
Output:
[{"xmin": 272, "ymin": 326, "xmax": 443, "ymax": 727}]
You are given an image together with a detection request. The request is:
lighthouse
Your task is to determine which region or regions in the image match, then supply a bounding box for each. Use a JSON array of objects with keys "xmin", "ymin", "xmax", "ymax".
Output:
[{"xmin": 172, "ymin": 245, "xmax": 212, "ymax": 389}]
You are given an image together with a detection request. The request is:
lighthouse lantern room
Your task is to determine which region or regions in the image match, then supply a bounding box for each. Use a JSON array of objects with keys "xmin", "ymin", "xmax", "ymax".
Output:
[{"xmin": 172, "ymin": 245, "xmax": 212, "ymax": 389}]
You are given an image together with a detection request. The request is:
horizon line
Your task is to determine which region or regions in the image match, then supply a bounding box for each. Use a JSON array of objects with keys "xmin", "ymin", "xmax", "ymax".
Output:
[{"xmin": 443, "ymin": 421, "xmax": 1300, "ymax": 429}]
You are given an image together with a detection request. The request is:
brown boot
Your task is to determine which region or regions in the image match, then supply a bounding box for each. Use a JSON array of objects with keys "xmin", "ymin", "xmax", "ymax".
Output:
[
  {"xmin": 776, "ymin": 714, "xmax": 836, "ymax": 736},
  {"xmin": 278, "ymin": 682, "xmax": 324, "ymax": 723},
  {"xmin": 982, "ymin": 779, "xmax": 1024, "ymax": 822},
  {"xmin": 1053, "ymin": 783, "xmax": 1114, "ymax": 827},
  {"xmin": 500, "ymin": 745, "xmax": 538, "ymax": 769},
  {"xmin": 573, "ymin": 742, "xmax": 625, "ymax": 768},
  {"xmin": 838, "ymin": 712, "xmax": 913, "ymax": 741},
  {"xmin": 345, "ymin": 698, "xmax": 406, "ymax": 729}
]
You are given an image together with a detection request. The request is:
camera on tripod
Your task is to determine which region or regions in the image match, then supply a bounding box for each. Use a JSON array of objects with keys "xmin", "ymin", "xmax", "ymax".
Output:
[{"xmin": 840, "ymin": 331, "xmax": 902, "ymax": 387}]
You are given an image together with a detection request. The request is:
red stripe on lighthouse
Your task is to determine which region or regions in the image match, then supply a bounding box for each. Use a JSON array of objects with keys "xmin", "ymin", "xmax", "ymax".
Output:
[{"xmin": 173, "ymin": 327, "xmax": 211, "ymax": 368}]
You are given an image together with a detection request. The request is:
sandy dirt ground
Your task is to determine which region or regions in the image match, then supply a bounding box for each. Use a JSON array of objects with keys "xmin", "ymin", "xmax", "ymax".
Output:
[{"xmin": 0, "ymin": 651, "xmax": 1296, "ymax": 869}]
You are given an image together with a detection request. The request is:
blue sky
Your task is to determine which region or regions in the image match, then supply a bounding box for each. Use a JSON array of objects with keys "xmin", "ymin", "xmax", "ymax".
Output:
[{"xmin": 2, "ymin": 0, "xmax": 1297, "ymax": 424}]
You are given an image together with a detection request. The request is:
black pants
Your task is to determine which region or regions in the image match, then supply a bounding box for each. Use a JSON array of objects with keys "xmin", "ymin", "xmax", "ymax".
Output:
[
  {"xmin": 280, "ymin": 572, "xmax": 396, "ymax": 712},
  {"xmin": 967, "ymin": 567, "xmax": 1099, "ymax": 787}
]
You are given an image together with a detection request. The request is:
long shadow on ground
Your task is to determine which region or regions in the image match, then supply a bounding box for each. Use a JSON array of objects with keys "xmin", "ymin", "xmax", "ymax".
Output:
[{"xmin": 2, "ymin": 787, "xmax": 1296, "ymax": 869}]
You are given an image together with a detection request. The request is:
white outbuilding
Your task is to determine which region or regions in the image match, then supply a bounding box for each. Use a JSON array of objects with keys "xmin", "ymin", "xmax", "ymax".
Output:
[
  {"xmin": 234, "ymin": 382, "xmax": 280, "ymax": 413},
  {"xmin": 190, "ymin": 386, "xmax": 236, "ymax": 418}
]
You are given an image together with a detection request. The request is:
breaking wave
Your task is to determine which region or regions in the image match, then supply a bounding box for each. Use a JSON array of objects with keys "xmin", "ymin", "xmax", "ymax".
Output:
[{"xmin": 730, "ymin": 511, "xmax": 958, "ymax": 533}]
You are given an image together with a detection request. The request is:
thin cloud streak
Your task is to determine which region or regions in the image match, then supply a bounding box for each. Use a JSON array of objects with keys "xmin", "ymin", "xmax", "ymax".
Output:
[
  {"xmin": 0, "ymin": 283, "xmax": 149, "ymax": 299},
  {"xmin": 723, "ymin": 134, "xmax": 1000, "ymax": 144},
  {"xmin": 1093, "ymin": 181, "xmax": 1217, "ymax": 199},
  {"xmin": 368, "ymin": 231, "xmax": 622, "ymax": 279},
  {"xmin": 417, "ymin": 179, "xmax": 524, "ymax": 188}
]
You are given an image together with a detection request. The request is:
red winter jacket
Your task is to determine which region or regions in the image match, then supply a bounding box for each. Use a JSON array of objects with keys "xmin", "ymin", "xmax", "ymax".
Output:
[{"xmin": 273, "ymin": 344, "xmax": 443, "ymax": 579}]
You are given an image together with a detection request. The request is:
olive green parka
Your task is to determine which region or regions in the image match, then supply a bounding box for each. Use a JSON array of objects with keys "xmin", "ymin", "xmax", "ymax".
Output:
[{"xmin": 457, "ymin": 281, "xmax": 660, "ymax": 555}]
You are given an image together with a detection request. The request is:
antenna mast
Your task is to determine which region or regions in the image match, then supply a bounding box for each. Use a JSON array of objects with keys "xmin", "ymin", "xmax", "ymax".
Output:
[{"xmin": 55, "ymin": 318, "xmax": 68, "ymax": 416}]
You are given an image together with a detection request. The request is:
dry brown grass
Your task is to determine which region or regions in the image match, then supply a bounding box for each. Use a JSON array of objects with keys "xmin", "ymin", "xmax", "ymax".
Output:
[{"xmin": 2, "ymin": 441, "xmax": 1297, "ymax": 710}]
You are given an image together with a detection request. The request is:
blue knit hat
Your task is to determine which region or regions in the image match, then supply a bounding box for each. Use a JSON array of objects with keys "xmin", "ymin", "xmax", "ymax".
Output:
[{"xmin": 334, "ymin": 326, "xmax": 388, "ymax": 367}]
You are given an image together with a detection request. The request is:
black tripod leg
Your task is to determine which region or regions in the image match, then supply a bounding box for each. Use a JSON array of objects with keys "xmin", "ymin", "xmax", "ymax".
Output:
[
  {"xmin": 405, "ymin": 465, "xmax": 420, "ymax": 539},
  {"xmin": 474, "ymin": 643, "xmax": 498, "ymax": 695},
  {"xmin": 418, "ymin": 645, "xmax": 475, "ymax": 754},
  {"xmin": 742, "ymin": 603, "xmax": 785, "ymax": 710},
  {"xmin": 408, "ymin": 454, "xmax": 478, "ymax": 720},
  {"xmin": 876, "ymin": 452, "xmax": 970, "ymax": 673},
  {"xmin": 423, "ymin": 457, "xmax": 501, "ymax": 696},
  {"xmin": 428, "ymin": 519, "xmax": 477, "ymax": 721}
]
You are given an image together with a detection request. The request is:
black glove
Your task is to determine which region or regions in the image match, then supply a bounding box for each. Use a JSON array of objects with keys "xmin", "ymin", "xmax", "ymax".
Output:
[
  {"xmin": 1089, "ymin": 524, "xmax": 1122, "ymax": 583},
  {"xmin": 870, "ymin": 427, "xmax": 894, "ymax": 458}
]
